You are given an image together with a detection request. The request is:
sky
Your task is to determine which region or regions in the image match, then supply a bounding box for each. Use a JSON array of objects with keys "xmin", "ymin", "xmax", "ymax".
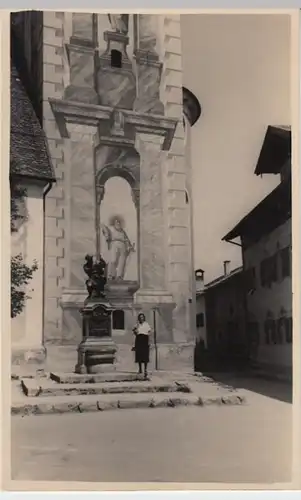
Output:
[{"xmin": 181, "ymin": 14, "xmax": 291, "ymax": 283}]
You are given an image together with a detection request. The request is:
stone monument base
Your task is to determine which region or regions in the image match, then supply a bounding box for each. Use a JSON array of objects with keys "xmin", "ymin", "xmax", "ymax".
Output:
[
  {"xmin": 75, "ymin": 336, "xmax": 117, "ymax": 374},
  {"xmin": 75, "ymin": 298, "xmax": 117, "ymax": 374},
  {"xmin": 105, "ymin": 280, "xmax": 139, "ymax": 309}
]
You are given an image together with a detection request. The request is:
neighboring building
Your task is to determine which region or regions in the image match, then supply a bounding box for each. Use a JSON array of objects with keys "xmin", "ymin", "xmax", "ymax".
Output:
[
  {"xmin": 10, "ymin": 12, "xmax": 201, "ymax": 370},
  {"xmin": 195, "ymin": 269, "xmax": 207, "ymax": 347},
  {"xmin": 223, "ymin": 126, "xmax": 292, "ymax": 379},
  {"xmin": 203, "ymin": 263, "xmax": 247, "ymax": 365},
  {"xmin": 10, "ymin": 20, "xmax": 55, "ymax": 361}
]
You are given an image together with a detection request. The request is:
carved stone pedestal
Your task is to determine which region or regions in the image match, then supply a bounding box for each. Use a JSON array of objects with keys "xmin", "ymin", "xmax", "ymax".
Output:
[
  {"xmin": 105, "ymin": 280, "xmax": 139, "ymax": 309},
  {"xmin": 75, "ymin": 300, "xmax": 117, "ymax": 374}
]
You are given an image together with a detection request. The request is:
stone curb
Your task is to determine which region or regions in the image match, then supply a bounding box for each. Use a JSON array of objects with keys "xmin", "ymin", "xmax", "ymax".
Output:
[
  {"xmin": 20, "ymin": 378, "xmax": 192, "ymax": 398},
  {"xmin": 11, "ymin": 394, "xmax": 246, "ymax": 416}
]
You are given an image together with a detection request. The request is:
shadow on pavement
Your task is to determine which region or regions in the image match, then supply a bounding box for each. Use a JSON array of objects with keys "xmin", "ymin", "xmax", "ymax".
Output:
[{"xmin": 202, "ymin": 372, "xmax": 292, "ymax": 404}]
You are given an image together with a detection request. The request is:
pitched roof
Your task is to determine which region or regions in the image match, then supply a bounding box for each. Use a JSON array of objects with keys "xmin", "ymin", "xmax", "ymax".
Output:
[
  {"xmin": 204, "ymin": 266, "xmax": 243, "ymax": 290},
  {"xmin": 10, "ymin": 62, "xmax": 55, "ymax": 183},
  {"xmin": 254, "ymin": 125, "xmax": 291, "ymax": 176}
]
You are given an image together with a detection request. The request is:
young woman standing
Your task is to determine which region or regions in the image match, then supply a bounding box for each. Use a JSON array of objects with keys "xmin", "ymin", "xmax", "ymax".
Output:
[{"xmin": 132, "ymin": 313, "xmax": 151, "ymax": 379}]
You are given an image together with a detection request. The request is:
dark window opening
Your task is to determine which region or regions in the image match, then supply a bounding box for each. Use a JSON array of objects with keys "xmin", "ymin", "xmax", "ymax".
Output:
[
  {"xmin": 111, "ymin": 49, "xmax": 122, "ymax": 68},
  {"xmin": 112, "ymin": 309, "xmax": 125, "ymax": 330},
  {"xmin": 185, "ymin": 191, "xmax": 189, "ymax": 204},
  {"xmin": 260, "ymin": 254, "xmax": 278, "ymax": 288},
  {"xmin": 196, "ymin": 312, "xmax": 204, "ymax": 328}
]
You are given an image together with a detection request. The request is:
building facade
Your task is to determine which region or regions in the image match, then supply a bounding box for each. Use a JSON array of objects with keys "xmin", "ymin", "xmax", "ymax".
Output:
[
  {"xmin": 224, "ymin": 126, "xmax": 292, "ymax": 379},
  {"xmin": 195, "ymin": 269, "xmax": 207, "ymax": 347},
  {"xmin": 10, "ymin": 11, "xmax": 201, "ymax": 370},
  {"xmin": 203, "ymin": 265, "xmax": 247, "ymax": 365}
]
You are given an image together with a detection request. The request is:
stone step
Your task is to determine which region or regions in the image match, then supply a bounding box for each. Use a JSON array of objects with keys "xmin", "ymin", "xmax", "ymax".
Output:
[
  {"xmin": 50, "ymin": 371, "xmax": 152, "ymax": 384},
  {"xmin": 11, "ymin": 391, "xmax": 246, "ymax": 417},
  {"xmin": 21, "ymin": 377, "xmax": 191, "ymax": 398}
]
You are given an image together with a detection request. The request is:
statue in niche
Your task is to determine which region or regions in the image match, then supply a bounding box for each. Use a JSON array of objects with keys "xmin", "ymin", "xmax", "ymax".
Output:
[
  {"xmin": 102, "ymin": 215, "xmax": 135, "ymax": 281},
  {"xmin": 107, "ymin": 14, "xmax": 129, "ymax": 35},
  {"xmin": 83, "ymin": 254, "xmax": 107, "ymax": 299}
]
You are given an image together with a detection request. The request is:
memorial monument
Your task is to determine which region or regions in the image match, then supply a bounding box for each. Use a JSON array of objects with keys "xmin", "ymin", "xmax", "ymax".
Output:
[{"xmin": 75, "ymin": 255, "xmax": 117, "ymax": 374}]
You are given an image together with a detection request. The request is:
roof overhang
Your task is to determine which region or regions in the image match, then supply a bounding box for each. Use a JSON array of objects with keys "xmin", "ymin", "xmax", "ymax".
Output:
[
  {"xmin": 254, "ymin": 125, "xmax": 291, "ymax": 176},
  {"xmin": 222, "ymin": 180, "xmax": 291, "ymax": 242}
]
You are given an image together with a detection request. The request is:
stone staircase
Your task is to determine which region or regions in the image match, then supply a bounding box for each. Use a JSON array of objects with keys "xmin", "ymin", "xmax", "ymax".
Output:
[{"xmin": 11, "ymin": 369, "xmax": 247, "ymax": 416}]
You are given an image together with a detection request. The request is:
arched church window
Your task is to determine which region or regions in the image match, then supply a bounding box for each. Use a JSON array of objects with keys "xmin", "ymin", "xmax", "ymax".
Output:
[
  {"xmin": 113, "ymin": 309, "xmax": 125, "ymax": 330},
  {"xmin": 111, "ymin": 49, "xmax": 122, "ymax": 68}
]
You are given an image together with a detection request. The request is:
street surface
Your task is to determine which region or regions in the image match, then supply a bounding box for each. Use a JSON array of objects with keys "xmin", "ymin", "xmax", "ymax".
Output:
[{"xmin": 11, "ymin": 381, "xmax": 292, "ymax": 484}]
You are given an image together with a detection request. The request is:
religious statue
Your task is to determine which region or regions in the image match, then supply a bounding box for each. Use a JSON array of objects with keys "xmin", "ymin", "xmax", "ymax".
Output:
[
  {"xmin": 102, "ymin": 216, "xmax": 135, "ymax": 281},
  {"xmin": 107, "ymin": 14, "xmax": 129, "ymax": 35},
  {"xmin": 83, "ymin": 254, "xmax": 107, "ymax": 299}
]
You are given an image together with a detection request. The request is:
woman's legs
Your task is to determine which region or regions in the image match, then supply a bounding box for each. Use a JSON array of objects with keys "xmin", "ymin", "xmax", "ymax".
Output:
[
  {"xmin": 138, "ymin": 362, "xmax": 142, "ymax": 373},
  {"xmin": 144, "ymin": 363, "xmax": 148, "ymax": 377}
]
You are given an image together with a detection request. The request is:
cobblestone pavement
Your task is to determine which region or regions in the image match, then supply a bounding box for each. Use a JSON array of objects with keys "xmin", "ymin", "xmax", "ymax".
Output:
[{"xmin": 11, "ymin": 387, "xmax": 292, "ymax": 484}]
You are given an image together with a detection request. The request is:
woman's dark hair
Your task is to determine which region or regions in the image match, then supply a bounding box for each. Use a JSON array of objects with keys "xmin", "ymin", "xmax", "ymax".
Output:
[{"xmin": 138, "ymin": 313, "xmax": 145, "ymax": 322}]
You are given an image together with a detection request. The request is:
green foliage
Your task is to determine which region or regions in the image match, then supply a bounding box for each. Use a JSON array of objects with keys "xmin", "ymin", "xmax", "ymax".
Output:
[
  {"xmin": 10, "ymin": 182, "xmax": 27, "ymax": 232},
  {"xmin": 11, "ymin": 254, "xmax": 38, "ymax": 318},
  {"xmin": 10, "ymin": 181, "xmax": 38, "ymax": 318}
]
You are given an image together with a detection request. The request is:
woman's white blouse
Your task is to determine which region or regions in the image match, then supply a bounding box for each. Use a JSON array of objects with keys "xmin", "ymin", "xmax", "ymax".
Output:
[{"xmin": 136, "ymin": 322, "xmax": 151, "ymax": 335}]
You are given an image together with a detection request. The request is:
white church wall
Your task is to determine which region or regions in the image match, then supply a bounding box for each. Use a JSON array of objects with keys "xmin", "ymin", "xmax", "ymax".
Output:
[{"xmin": 11, "ymin": 182, "xmax": 45, "ymax": 362}]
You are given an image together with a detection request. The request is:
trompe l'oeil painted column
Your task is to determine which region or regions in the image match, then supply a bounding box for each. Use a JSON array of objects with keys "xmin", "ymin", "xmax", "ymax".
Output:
[
  {"xmin": 64, "ymin": 13, "xmax": 98, "ymax": 104},
  {"xmin": 134, "ymin": 133, "xmax": 175, "ymax": 343},
  {"xmin": 60, "ymin": 123, "xmax": 97, "ymax": 344},
  {"xmin": 133, "ymin": 14, "xmax": 164, "ymax": 115}
]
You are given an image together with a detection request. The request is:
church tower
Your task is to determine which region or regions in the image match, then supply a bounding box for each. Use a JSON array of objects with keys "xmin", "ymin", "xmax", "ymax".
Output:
[{"xmin": 43, "ymin": 13, "xmax": 201, "ymax": 369}]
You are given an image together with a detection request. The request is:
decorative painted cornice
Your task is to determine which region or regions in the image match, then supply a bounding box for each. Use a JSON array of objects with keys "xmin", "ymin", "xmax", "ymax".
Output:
[
  {"xmin": 182, "ymin": 87, "xmax": 201, "ymax": 127},
  {"xmin": 49, "ymin": 98, "xmax": 178, "ymax": 151}
]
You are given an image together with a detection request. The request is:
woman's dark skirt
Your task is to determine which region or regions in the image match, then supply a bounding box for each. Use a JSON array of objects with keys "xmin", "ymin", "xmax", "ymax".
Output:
[{"xmin": 135, "ymin": 334, "xmax": 150, "ymax": 364}]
